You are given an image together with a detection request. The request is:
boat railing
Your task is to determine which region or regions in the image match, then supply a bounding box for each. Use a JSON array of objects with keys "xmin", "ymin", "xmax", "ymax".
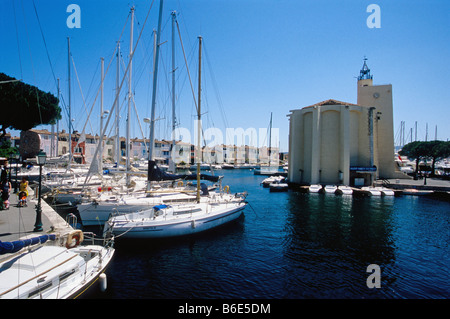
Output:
[
  {"xmin": 82, "ymin": 231, "xmax": 114, "ymax": 247},
  {"xmin": 108, "ymin": 207, "xmax": 129, "ymax": 219},
  {"xmin": 66, "ymin": 213, "xmax": 78, "ymax": 229}
]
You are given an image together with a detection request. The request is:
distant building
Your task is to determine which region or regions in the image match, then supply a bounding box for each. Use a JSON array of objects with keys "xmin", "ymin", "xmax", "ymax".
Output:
[
  {"xmin": 16, "ymin": 130, "xmax": 281, "ymax": 167},
  {"xmin": 288, "ymin": 59, "xmax": 405, "ymax": 186}
]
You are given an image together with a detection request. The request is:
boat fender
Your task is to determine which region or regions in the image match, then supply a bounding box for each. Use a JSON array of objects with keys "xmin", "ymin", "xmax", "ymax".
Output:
[
  {"xmin": 191, "ymin": 220, "xmax": 196, "ymax": 229},
  {"xmin": 223, "ymin": 185, "xmax": 230, "ymax": 194},
  {"xmin": 66, "ymin": 230, "xmax": 84, "ymax": 248},
  {"xmin": 99, "ymin": 273, "xmax": 107, "ymax": 292}
]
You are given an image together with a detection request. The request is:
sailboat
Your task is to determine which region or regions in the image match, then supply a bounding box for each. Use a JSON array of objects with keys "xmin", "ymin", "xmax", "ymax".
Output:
[
  {"xmin": 254, "ymin": 112, "xmax": 279, "ymax": 176},
  {"xmin": 78, "ymin": 160, "xmax": 223, "ymax": 226},
  {"xmin": 0, "ymin": 232, "xmax": 114, "ymax": 299},
  {"xmin": 104, "ymin": 35, "xmax": 247, "ymax": 239},
  {"xmin": 103, "ymin": 193, "xmax": 246, "ymax": 239}
]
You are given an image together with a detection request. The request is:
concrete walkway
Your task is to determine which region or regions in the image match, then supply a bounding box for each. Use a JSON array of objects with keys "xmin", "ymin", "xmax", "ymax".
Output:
[
  {"xmin": 376, "ymin": 177, "xmax": 450, "ymax": 191},
  {"xmin": 0, "ymin": 188, "xmax": 73, "ymax": 243}
]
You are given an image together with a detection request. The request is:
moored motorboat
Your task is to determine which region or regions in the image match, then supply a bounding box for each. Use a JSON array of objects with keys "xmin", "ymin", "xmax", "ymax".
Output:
[
  {"xmin": 374, "ymin": 187, "xmax": 395, "ymax": 196},
  {"xmin": 261, "ymin": 175, "xmax": 285, "ymax": 188},
  {"xmin": 402, "ymin": 188, "xmax": 433, "ymax": 196},
  {"xmin": 269, "ymin": 182, "xmax": 288, "ymax": 192},
  {"xmin": 222, "ymin": 164, "xmax": 234, "ymax": 169},
  {"xmin": 336, "ymin": 185, "xmax": 353, "ymax": 195},
  {"xmin": 324, "ymin": 185, "xmax": 337, "ymax": 194},
  {"xmin": 361, "ymin": 187, "xmax": 382, "ymax": 196},
  {"xmin": 308, "ymin": 184, "xmax": 322, "ymax": 193}
]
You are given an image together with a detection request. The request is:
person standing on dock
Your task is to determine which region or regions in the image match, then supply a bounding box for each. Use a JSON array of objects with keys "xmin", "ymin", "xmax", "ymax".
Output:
[
  {"xmin": 18, "ymin": 177, "xmax": 29, "ymax": 207},
  {"xmin": 1, "ymin": 170, "xmax": 11, "ymax": 209}
]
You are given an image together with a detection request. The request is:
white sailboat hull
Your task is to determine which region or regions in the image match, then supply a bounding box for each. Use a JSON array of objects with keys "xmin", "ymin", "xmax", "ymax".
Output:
[
  {"xmin": 104, "ymin": 202, "xmax": 246, "ymax": 239},
  {"xmin": 0, "ymin": 244, "xmax": 114, "ymax": 299},
  {"xmin": 78, "ymin": 192, "xmax": 197, "ymax": 226}
]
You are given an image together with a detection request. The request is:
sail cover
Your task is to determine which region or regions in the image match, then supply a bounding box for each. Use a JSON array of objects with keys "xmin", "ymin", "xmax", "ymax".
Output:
[{"xmin": 0, "ymin": 234, "xmax": 57, "ymax": 255}]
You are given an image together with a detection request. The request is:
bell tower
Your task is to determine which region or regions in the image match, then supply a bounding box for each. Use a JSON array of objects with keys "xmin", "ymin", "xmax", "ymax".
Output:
[
  {"xmin": 356, "ymin": 58, "xmax": 404, "ymax": 180},
  {"xmin": 357, "ymin": 57, "xmax": 373, "ymax": 89}
]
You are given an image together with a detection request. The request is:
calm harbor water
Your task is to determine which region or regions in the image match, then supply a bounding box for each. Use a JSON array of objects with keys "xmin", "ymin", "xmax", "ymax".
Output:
[{"xmin": 82, "ymin": 169, "xmax": 448, "ymax": 299}]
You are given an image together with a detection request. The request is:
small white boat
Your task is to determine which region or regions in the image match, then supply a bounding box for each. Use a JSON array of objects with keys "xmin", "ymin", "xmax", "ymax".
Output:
[
  {"xmin": 269, "ymin": 182, "xmax": 288, "ymax": 192},
  {"xmin": 324, "ymin": 185, "xmax": 337, "ymax": 194},
  {"xmin": 0, "ymin": 233, "xmax": 115, "ymax": 299},
  {"xmin": 308, "ymin": 184, "xmax": 322, "ymax": 193},
  {"xmin": 361, "ymin": 187, "xmax": 382, "ymax": 196},
  {"xmin": 375, "ymin": 187, "xmax": 395, "ymax": 196},
  {"xmin": 261, "ymin": 175, "xmax": 285, "ymax": 188},
  {"xmin": 402, "ymin": 188, "xmax": 433, "ymax": 196},
  {"xmin": 221, "ymin": 164, "xmax": 235, "ymax": 169},
  {"xmin": 337, "ymin": 185, "xmax": 353, "ymax": 195},
  {"xmin": 103, "ymin": 193, "xmax": 247, "ymax": 239}
]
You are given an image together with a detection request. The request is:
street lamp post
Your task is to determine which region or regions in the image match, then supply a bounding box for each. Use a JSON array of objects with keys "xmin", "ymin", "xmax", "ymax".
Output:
[{"xmin": 33, "ymin": 150, "xmax": 46, "ymax": 232}]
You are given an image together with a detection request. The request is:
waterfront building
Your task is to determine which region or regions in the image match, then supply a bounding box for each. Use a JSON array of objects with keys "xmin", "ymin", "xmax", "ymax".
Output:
[
  {"xmin": 245, "ymin": 145, "xmax": 258, "ymax": 165},
  {"xmin": 288, "ymin": 59, "xmax": 405, "ymax": 186},
  {"xmin": 15, "ymin": 129, "xmax": 282, "ymax": 167},
  {"xmin": 173, "ymin": 141, "xmax": 191, "ymax": 165}
]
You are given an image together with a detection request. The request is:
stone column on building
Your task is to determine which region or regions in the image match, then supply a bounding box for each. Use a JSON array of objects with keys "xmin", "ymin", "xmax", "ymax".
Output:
[
  {"xmin": 311, "ymin": 105, "xmax": 321, "ymax": 184},
  {"xmin": 340, "ymin": 106, "xmax": 350, "ymax": 185}
]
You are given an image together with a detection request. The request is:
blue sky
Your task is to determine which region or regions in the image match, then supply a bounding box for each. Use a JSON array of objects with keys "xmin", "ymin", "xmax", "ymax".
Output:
[{"xmin": 1, "ymin": 0, "xmax": 449, "ymax": 152}]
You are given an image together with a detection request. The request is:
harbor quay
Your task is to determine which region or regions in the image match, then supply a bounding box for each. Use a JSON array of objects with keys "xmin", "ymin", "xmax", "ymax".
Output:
[
  {"xmin": 288, "ymin": 177, "xmax": 450, "ymax": 199},
  {"xmin": 0, "ymin": 187, "xmax": 73, "ymax": 244},
  {"xmin": 375, "ymin": 177, "xmax": 450, "ymax": 192}
]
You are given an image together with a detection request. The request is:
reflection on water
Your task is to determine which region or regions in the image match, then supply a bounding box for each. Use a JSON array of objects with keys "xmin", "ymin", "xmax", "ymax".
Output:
[
  {"xmin": 75, "ymin": 169, "xmax": 449, "ymax": 299},
  {"xmin": 282, "ymin": 193, "xmax": 399, "ymax": 298}
]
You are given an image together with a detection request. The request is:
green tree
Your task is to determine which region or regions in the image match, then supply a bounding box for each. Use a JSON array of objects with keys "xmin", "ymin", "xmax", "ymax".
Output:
[
  {"xmin": 0, "ymin": 139, "xmax": 18, "ymax": 158},
  {"xmin": 399, "ymin": 141, "xmax": 427, "ymax": 175},
  {"xmin": 0, "ymin": 73, "xmax": 61, "ymax": 138},
  {"xmin": 428, "ymin": 141, "xmax": 450, "ymax": 176},
  {"xmin": 400, "ymin": 140, "xmax": 450, "ymax": 176}
]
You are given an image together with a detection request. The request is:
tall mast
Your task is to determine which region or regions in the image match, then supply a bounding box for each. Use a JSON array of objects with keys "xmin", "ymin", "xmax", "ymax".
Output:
[
  {"xmin": 415, "ymin": 121, "xmax": 417, "ymax": 141},
  {"xmin": 56, "ymin": 78, "xmax": 60, "ymax": 157},
  {"xmin": 67, "ymin": 37, "xmax": 72, "ymax": 169},
  {"xmin": 51, "ymin": 121, "xmax": 55, "ymax": 157},
  {"xmin": 170, "ymin": 10, "xmax": 177, "ymax": 173},
  {"xmin": 99, "ymin": 57, "xmax": 104, "ymax": 173},
  {"xmin": 126, "ymin": 6, "xmax": 135, "ymax": 186},
  {"xmin": 268, "ymin": 112, "xmax": 272, "ymax": 166},
  {"xmin": 196, "ymin": 36, "xmax": 202, "ymax": 203},
  {"xmin": 147, "ymin": 0, "xmax": 164, "ymax": 185},
  {"xmin": 115, "ymin": 42, "xmax": 121, "ymax": 166}
]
